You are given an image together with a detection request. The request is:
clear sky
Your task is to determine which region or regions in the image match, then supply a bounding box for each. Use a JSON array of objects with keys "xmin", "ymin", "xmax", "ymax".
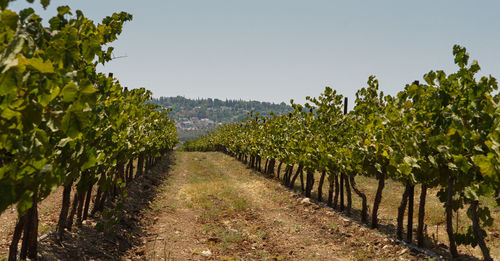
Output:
[{"xmin": 8, "ymin": 0, "xmax": 500, "ymax": 107}]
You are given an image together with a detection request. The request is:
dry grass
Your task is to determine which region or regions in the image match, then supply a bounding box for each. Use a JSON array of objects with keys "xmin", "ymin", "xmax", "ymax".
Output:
[
  {"xmin": 273, "ymin": 163, "xmax": 500, "ymax": 259},
  {"xmin": 143, "ymin": 152, "xmax": 428, "ymax": 260}
]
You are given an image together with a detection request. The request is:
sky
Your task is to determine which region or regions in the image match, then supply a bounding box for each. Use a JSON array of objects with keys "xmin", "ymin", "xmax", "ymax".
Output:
[{"xmin": 7, "ymin": 0, "xmax": 500, "ymax": 108}]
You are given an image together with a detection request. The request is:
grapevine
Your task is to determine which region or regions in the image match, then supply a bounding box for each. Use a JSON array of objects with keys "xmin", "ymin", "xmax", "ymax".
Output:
[
  {"xmin": 184, "ymin": 46, "xmax": 499, "ymax": 261},
  {"xmin": 0, "ymin": 1, "xmax": 178, "ymax": 260}
]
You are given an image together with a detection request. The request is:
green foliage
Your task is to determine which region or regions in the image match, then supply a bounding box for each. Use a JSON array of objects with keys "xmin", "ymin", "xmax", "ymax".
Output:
[
  {"xmin": 0, "ymin": 3, "xmax": 178, "ymax": 219},
  {"xmin": 184, "ymin": 45, "xmax": 500, "ymax": 253}
]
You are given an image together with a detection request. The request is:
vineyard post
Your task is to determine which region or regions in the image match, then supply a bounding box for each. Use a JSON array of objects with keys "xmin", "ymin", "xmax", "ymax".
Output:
[
  {"xmin": 343, "ymin": 97, "xmax": 351, "ymax": 214},
  {"xmin": 339, "ymin": 97, "xmax": 348, "ymax": 211}
]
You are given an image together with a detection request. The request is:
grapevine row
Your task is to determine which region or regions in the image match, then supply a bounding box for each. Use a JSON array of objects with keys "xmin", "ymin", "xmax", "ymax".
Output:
[
  {"xmin": 0, "ymin": 1, "xmax": 178, "ymax": 260},
  {"xmin": 184, "ymin": 46, "xmax": 499, "ymax": 261}
]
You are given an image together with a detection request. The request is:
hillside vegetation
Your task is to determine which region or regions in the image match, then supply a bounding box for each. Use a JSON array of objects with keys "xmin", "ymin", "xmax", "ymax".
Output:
[{"xmin": 152, "ymin": 96, "xmax": 291, "ymax": 141}]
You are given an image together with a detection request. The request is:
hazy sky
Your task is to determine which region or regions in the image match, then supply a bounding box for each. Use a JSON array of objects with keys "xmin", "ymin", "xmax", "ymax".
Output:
[{"xmin": 8, "ymin": 0, "xmax": 500, "ymax": 107}]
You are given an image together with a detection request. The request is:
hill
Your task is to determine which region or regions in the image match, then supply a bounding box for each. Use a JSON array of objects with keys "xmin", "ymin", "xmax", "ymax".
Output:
[{"xmin": 151, "ymin": 96, "xmax": 291, "ymax": 141}]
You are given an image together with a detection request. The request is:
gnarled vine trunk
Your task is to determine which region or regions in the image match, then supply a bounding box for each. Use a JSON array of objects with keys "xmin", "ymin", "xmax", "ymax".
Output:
[
  {"xmin": 20, "ymin": 190, "xmax": 38, "ymax": 260},
  {"xmin": 397, "ymin": 183, "xmax": 410, "ymax": 240},
  {"xmin": 371, "ymin": 171, "xmax": 385, "ymax": 229},
  {"xmin": 76, "ymin": 188, "xmax": 86, "ymax": 227},
  {"xmin": 276, "ymin": 162, "xmax": 283, "ymax": 179},
  {"xmin": 267, "ymin": 158, "xmax": 276, "ymax": 176},
  {"xmin": 339, "ymin": 173, "xmax": 345, "ymax": 211},
  {"xmin": 67, "ymin": 191, "xmax": 79, "ymax": 231},
  {"xmin": 350, "ymin": 176, "xmax": 368, "ymax": 223},
  {"xmin": 333, "ymin": 173, "xmax": 339, "ymax": 209},
  {"xmin": 417, "ymin": 184, "xmax": 427, "ymax": 247},
  {"xmin": 127, "ymin": 158, "xmax": 134, "ymax": 181},
  {"xmin": 445, "ymin": 176, "xmax": 458, "ymax": 258},
  {"xmin": 289, "ymin": 164, "xmax": 303, "ymax": 189},
  {"xmin": 82, "ymin": 185, "xmax": 93, "ymax": 221},
  {"xmin": 305, "ymin": 169, "xmax": 315, "ymax": 198},
  {"xmin": 137, "ymin": 155, "xmax": 144, "ymax": 177},
  {"xmin": 317, "ymin": 170, "xmax": 326, "ymax": 202},
  {"xmin": 299, "ymin": 168, "xmax": 305, "ymax": 192},
  {"xmin": 469, "ymin": 200, "xmax": 492, "ymax": 261},
  {"xmin": 407, "ymin": 184, "xmax": 414, "ymax": 243},
  {"xmin": 57, "ymin": 179, "xmax": 73, "ymax": 241},
  {"xmin": 327, "ymin": 176, "xmax": 334, "ymax": 207},
  {"xmin": 8, "ymin": 216, "xmax": 25, "ymax": 261},
  {"xmin": 345, "ymin": 175, "xmax": 352, "ymax": 215}
]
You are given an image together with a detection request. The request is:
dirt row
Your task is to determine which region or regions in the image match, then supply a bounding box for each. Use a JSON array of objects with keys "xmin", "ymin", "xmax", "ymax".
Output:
[
  {"xmin": 132, "ymin": 152, "xmax": 431, "ymax": 260},
  {"xmin": 0, "ymin": 152, "xmax": 445, "ymax": 260}
]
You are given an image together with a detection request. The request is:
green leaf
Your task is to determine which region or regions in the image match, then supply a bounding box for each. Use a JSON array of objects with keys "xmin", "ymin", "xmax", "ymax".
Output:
[
  {"xmin": 61, "ymin": 111, "xmax": 80, "ymax": 138},
  {"xmin": 0, "ymin": 9, "xmax": 19, "ymax": 30},
  {"xmin": 41, "ymin": 0, "xmax": 50, "ymax": 9},
  {"xmin": 0, "ymin": 0, "xmax": 9, "ymax": 11},
  {"xmin": 23, "ymin": 57, "xmax": 54, "ymax": 73},
  {"xmin": 19, "ymin": 8, "xmax": 35, "ymax": 21},
  {"xmin": 0, "ymin": 71, "xmax": 17, "ymax": 95},
  {"xmin": 81, "ymin": 150, "xmax": 97, "ymax": 170},
  {"xmin": 473, "ymin": 154, "xmax": 495, "ymax": 177},
  {"xmin": 80, "ymin": 82, "xmax": 96, "ymax": 95},
  {"xmin": 61, "ymin": 82, "xmax": 78, "ymax": 102},
  {"xmin": 0, "ymin": 34, "xmax": 24, "ymax": 74},
  {"xmin": 1, "ymin": 107, "xmax": 20, "ymax": 120},
  {"xmin": 57, "ymin": 5, "xmax": 70, "ymax": 16},
  {"xmin": 0, "ymin": 182, "xmax": 15, "ymax": 214},
  {"xmin": 48, "ymin": 16, "xmax": 61, "ymax": 29},
  {"xmin": 17, "ymin": 191, "xmax": 33, "ymax": 216},
  {"xmin": 452, "ymin": 154, "xmax": 471, "ymax": 173},
  {"xmin": 39, "ymin": 85, "xmax": 60, "ymax": 107}
]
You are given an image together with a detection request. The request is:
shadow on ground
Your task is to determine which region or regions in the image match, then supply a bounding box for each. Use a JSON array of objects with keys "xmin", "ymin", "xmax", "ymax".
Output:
[
  {"xmin": 37, "ymin": 154, "xmax": 175, "ymax": 261},
  {"xmin": 244, "ymin": 160, "xmax": 480, "ymax": 261}
]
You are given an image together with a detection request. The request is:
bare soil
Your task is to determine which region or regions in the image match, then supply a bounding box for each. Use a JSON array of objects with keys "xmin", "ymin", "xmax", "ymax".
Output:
[
  {"xmin": 133, "ymin": 152, "xmax": 429, "ymax": 260},
  {"xmin": 3, "ymin": 151, "xmax": 491, "ymax": 260},
  {"xmin": 0, "ymin": 186, "xmax": 64, "ymax": 258}
]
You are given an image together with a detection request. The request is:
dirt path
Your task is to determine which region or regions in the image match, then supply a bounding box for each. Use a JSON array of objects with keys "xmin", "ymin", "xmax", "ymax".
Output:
[{"xmin": 135, "ymin": 152, "xmax": 428, "ymax": 261}]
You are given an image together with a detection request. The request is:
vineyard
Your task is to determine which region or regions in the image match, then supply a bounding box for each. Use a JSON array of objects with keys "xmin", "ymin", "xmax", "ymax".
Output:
[
  {"xmin": 0, "ymin": 1, "xmax": 177, "ymax": 260},
  {"xmin": 183, "ymin": 46, "xmax": 500, "ymax": 260},
  {"xmin": 1, "ymin": 0, "xmax": 500, "ymax": 261}
]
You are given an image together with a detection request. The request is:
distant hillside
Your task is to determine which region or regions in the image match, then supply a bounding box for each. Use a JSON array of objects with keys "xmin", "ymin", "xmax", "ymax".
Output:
[{"xmin": 152, "ymin": 96, "xmax": 291, "ymax": 141}]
